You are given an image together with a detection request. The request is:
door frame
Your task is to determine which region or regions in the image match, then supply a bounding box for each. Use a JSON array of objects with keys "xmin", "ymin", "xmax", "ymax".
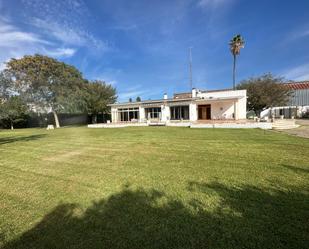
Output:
[{"xmin": 198, "ymin": 104, "xmax": 211, "ymax": 120}]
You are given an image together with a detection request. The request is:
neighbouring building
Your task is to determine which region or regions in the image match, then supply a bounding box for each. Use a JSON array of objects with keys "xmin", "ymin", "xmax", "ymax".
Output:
[
  {"xmin": 261, "ymin": 81, "xmax": 309, "ymax": 119},
  {"xmin": 109, "ymin": 88, "xmax": 247, "ymax": 123}
]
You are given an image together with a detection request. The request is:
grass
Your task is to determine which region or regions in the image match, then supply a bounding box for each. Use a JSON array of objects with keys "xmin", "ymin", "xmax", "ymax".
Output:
[{"xmin": 0, "ymin": 127, "xmax": 308, "ymax": 249}]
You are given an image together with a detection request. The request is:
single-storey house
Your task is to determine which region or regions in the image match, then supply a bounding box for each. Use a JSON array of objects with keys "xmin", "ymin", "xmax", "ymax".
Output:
[{"xmin": 109, "ymin": 88, "xmax": 247, "ymax": 123}]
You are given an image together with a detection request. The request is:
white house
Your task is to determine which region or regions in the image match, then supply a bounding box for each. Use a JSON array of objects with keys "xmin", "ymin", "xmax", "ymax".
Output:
[{"xmin": 109, "ymin": 88, "xmax": 247, "ymax": 123}]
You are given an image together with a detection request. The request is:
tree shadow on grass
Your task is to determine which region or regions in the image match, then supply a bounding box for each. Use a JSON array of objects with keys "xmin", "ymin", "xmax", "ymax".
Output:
[
  {"xmin": 188, "ymin": 181, "xmax": 309, "ymax": 249},
  {"xmin": 0, "ymin": 134, "xmax": 46, "ymax": 145},
  {"xmin": 2, "ymin": 184, "xmax": 309, "ymax": 249}
]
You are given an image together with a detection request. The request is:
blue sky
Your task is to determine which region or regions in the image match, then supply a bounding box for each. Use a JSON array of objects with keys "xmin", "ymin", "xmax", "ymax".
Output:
[{"xmin": 0, "ymin": 0, "xmax": 309, "ymax": 101}]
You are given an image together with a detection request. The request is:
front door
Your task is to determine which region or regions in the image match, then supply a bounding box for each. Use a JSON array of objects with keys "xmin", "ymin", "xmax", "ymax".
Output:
[{"xmin": 198, "ymin": 105, "xmax": 211, "ymax": 120}]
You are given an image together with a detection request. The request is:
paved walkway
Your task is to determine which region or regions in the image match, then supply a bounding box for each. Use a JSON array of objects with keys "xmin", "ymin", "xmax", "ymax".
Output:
[{"xmin": 277, "ymin": 119, "xmax": 309, "ymax": 138}]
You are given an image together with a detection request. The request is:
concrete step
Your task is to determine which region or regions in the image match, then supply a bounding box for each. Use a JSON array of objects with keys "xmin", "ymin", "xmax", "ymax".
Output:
[
  {"xmin": 274, "ymin": 121, "xmax": 295, "ymax": 125},
  {"xmin": 273, "ymin": 124, "xmax": 299, "ymax": 130},
  {"xmin": 272, "ymin": 119, "xmax": 298, "ymax": 130},
  {"xmin": 148, "ymin": 122, "xmax": 166, "ymax": 126}
]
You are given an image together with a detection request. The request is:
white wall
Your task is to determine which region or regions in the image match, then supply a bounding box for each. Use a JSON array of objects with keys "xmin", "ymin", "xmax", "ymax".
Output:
[
  {"xmin": 111, "ymin": 107, "xmax": 118, "ymax": 122},
  {"xmin": 209, "ymin": 99, "xmax": 246, "ymax": 120},
  {"xmin": 189, "ymin": 103, "xmax": 197, "ymax": 121},
  {"xmin": 161, "ymin": 104, "xmax": 170, "ymax": 122},
  {"xmin": 197, "ymin": 89, "xmax": 246, "ymax": 99},
  {"xmin": 237, "ymin": 92, "xmax": 247, "ymax": 119},
  {"xmin": 196, "ymin": 90, "xmax": 246, "ymax": 120},
  {"xmin": 210, "ymin": 101, "xmax": 234, "ymax": 119},
  {"xmin": 139, "ymin": 106, "xmax": 145, "ymax": 122}
]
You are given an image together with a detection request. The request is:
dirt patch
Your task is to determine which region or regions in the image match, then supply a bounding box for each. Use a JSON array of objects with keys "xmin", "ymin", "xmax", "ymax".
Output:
[{"xmin": 44, "ymin": 150, "xmax": 84, "ymax": 162}]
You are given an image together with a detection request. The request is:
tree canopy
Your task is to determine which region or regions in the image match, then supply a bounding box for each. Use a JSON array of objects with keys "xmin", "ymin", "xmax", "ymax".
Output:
[
  {"xmin": 0, "ymin": 96, "xmax": 27, "ymax": 130},
  {"xmin": 5, "ymin": 54, "xmax": 85, "ymax": 113},
  {"xmin": 2, "ymin": 54, "xmax": 117, "ymax": 128},
  {"xmin": 84, "ymin": 80, "xmax": 117, "ymax": 115},
  {"xmin": 229, "ymin": 34, "xmax": 245, "ymax": 57},
  {"xmin": 237, "ymin": 73, "xmax": 291, "ymax": 115},
  {"xmin": 0, "ymin": 71, "xmax": 13, "ymax": 100}
]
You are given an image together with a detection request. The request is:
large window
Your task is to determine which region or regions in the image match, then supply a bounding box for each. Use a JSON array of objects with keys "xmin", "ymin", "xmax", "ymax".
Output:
[
  {"xmin": 170, "ymin": 106, "xmax": 189, "ymax": 120},
  {"xmin": 118, "ymin": 108, "xmax": 139, "ymax": 122},
  {"xmin": 145, "ymin": 107, "xmax": 161, "ymax": 119}
]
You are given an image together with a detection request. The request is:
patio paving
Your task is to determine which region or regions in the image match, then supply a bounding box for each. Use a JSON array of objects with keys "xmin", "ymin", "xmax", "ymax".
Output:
[{"xmin": 275, "ymin": 119, "xmax": 309, "ymax": 138}]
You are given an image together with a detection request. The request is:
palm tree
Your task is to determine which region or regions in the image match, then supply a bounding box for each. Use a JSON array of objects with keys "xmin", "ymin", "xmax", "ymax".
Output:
[{"xmin": 229, "ymin": 34, "xmax": 245, "ymax": 90}]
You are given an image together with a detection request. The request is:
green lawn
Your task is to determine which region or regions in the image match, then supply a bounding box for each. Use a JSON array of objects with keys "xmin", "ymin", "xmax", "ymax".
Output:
[{"xmin": 0, "ymin": 127, "xmax": 308, "ymax": 249}]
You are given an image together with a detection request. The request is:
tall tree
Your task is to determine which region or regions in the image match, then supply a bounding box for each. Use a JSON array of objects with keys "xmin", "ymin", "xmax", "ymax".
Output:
[
  {"xmin": 0, "ymin": 96, "xmax": 27, "ymax": 130},
  {"xmin": 136, "ymin": 96, "xmax": 141, "ymax": 102},
  {"xmin": 0, "ymin": 71, "xmax": 13, "ymax": 100},
  {"xmin": 129, "ymin": 98, "xmax": 132, "ymax": 103},
  {"xmin": 83, "ymin": 80, "xmax": 117, "ymax": 123},
  {"xmin": 229, "ymin": 34, "xmax": 245, "ymax": 89},
  {"xmin": 237, "ymin": 73, "xmax": 291, "ymax": 115},
  {"xmin": 5, "ymin": 55, "xmax": 85, "ymax": 128}
]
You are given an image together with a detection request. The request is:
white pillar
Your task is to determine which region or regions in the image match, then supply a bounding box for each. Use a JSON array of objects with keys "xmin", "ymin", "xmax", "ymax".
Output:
[
  {"xmin": 111, "ymin": 107, "xmax": 118, "ymax": 123},
  {"xmin": 189, "ymin": 103, "xmax": 197, "ymax": 121},
  {"xmin": 161, "ymin": 104, "xmax": 170, "ymax": 122},
  {"xmin": 139, "ymin": 106, "xmax": 145, "ymax": 122},
  {"xmin": 233, "ymin": 101, "xmax": 237, "ymax": 120}
]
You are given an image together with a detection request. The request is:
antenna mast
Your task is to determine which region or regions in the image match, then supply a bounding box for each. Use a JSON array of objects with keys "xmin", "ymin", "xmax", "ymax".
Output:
[{"xmin": 189, "ymin": 47, "xmax": 193, "ymax": 90}]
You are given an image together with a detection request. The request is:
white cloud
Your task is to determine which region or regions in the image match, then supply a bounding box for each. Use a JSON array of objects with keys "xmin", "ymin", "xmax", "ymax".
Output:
[
  {"xmin": 197, "ymin": 0, "xmax": 232, "ymax": 9},
  {"xmin": 0, "ymin": 18, "xmax": 76, "ymax": 69},
  {"xmin": 118, "ymin": 90, "xmax": 148, "ymax": 101},
  {"xmin": 22, "ymin": 0, "xmax": 107, "ymax": 51},
  {"xmin": 0, "ymin": 20, "xmax": 50, "ymax": 47},
  {"xmin": 283, "ymin": 64, "xmax": 309, "ymax": 81},
  {"xmin": 288, "ymin": 27, "xmax": 309, "ymax": 41},
  {"xmin": 30, "ymin": 17, "xmax": 107, "ymax": 51},
  {"xmin": 107, "ymin": 80, "xmax": 117, "ymax": 86},
  {"xmin": 43, "ymin": 48, "xmax": 76, "ymax": 57},
  {"xmin": 108, "ymin": 24, "xmax": 138, "ymax": 31}
]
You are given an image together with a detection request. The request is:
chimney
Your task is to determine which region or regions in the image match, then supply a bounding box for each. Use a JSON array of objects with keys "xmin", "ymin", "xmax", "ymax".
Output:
[
  {"xmin": 192, "ymin": 88, "xmax": 197, "ymax": 98},
  {"xmin": 163, "ymin": 93, "xmax": 168, "ymax": 100}
]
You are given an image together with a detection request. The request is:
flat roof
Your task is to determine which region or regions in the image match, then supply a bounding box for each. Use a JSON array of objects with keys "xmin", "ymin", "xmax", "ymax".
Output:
[
  {"xmin": 108, "ymin": 97, "xmax": 195, "ymax": 107},
  {"xmin": 109, "ymin": 96, "xmax": 244, "ymax": 107}
]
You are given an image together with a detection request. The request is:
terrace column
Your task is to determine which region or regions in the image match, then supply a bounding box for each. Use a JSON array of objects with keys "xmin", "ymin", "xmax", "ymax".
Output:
[
  {"xmin": 139, "ymin": 106, "xmax": 145, "ymax": 122},
  {"xmin": 161, "ymin": 104, "xmax": 170, "ymax": 122},
  {"xmin": 111, "ymin": 107, "xmax": 118, "ymax": 123},
  {"xmin": 189, "ymin": 103, "xmax": 197, "ymax": 121},
  {"xmin": 234, "ymin": 100, "xmax": 238, "ymax": 120}
]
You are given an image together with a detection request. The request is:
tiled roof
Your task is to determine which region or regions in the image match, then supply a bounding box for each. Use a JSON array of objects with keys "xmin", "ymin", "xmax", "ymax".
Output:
[{"xmin": 284, "ymin": 81, "xmax": 309, "ymax": 90}]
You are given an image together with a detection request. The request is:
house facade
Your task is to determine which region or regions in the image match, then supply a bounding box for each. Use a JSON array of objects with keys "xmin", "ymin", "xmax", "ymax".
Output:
[{"xmin": 109, "ymin": 88, "xmax": 247, "ymax": 123}]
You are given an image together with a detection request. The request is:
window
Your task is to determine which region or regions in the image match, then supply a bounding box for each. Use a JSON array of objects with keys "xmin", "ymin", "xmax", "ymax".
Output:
[
  {"xmin": 170, "ymin": 106, "xmax": 189, "ymax": 120},
  {"xmin": 145, "ymin": 107, "xmax": 161, "ymax": 119},
  {"xmin": 118, "ymin": 108, "xmax": 139, "ymax": 121}
]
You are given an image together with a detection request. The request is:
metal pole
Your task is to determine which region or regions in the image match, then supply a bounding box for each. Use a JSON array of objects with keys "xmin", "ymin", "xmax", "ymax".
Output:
[{"xmin": 189, "ymin": 47, "xmax": 193, "ymax": 90}]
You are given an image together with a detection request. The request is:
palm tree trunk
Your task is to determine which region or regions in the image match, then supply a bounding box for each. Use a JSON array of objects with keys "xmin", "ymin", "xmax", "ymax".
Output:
[
  {"xmin": 233, "ymin": 54, "xmax": 236, "ymax": 90},
  {"xmin": 233, "ymin": 54, "xmax": 236, "ymax": 119}
]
